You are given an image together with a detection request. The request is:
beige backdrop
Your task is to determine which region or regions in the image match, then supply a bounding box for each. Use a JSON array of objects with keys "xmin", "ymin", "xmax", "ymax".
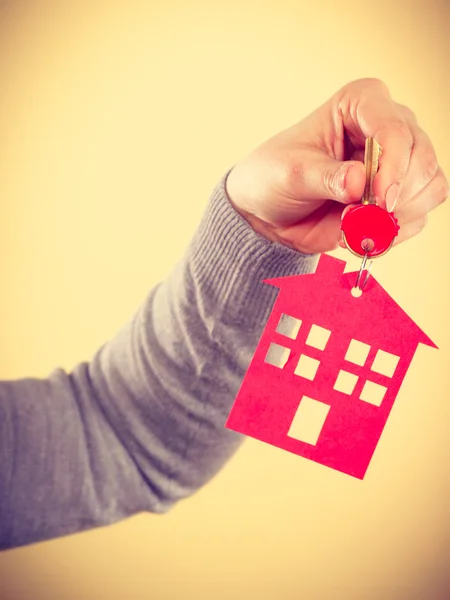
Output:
[{"xmin": 0, "ymin": 1, "xmax": 449, "ymax": 599}]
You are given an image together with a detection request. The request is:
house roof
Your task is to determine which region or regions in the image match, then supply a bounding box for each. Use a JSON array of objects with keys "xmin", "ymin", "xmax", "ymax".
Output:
[{"xmin": 263, "ymin": 253, "xmax": 437, "ymax": 351}]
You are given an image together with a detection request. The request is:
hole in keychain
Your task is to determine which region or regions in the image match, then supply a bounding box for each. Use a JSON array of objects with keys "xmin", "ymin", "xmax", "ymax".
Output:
[{"xmin": 361, "ymin": 238, "xmax": 374, "ymax": 252}]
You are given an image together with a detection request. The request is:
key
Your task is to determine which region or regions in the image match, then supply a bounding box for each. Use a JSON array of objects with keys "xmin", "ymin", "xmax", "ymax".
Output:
[
  {"xmin": 341, "ymin": 137, "xmax": 400, "ymax": 258},
  {"xmin": 362, "ymin": 137, "xmax": 381, "ymax": 205}
]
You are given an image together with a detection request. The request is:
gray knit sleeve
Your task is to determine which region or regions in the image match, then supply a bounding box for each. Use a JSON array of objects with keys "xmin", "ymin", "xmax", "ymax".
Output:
[{"xmin": 0, "ymin": 173, "xmax": 318, "ymax": 550}]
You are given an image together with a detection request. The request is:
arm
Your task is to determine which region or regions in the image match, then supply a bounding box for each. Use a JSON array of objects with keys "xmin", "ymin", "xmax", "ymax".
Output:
[
  {"xmin": 0, "ymin": 173, "xmax": 317, "ymax": 551},
  {"xmin": 2, "ymin": 77, "xmax": 445, "ymax": 551}
]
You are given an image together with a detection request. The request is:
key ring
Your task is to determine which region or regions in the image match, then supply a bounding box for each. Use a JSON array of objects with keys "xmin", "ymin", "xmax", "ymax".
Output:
[{"xmin": 354, "ymin": 250, "xmax": 373, "ymax": 292}]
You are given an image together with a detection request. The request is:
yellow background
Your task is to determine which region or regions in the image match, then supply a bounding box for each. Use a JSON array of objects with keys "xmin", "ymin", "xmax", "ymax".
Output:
[{"xmin": 0, "ymin": 1, "xmax": 449, "ymax": 598}]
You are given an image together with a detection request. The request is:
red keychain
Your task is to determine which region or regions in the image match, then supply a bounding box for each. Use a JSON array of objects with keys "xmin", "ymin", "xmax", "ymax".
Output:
[
  {"xmin": 225, "ymin": 138, "xmax": 436, "ymax": 480},
  {"xmin": 341, "ymin": 138, "xmax": 400, "ymax": 284}
]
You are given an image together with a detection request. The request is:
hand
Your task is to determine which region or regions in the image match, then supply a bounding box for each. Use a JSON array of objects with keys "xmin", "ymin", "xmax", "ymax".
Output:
[{"xmin": 226, "ymin": 78, "xmax": 449, "ymax": 254}]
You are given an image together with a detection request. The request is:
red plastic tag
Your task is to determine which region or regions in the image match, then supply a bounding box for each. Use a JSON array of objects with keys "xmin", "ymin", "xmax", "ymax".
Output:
[
  {"xmin": 225, "ymin": 254, "xmax": 436, "ymax": 479},
  {"xmin": 341, "ymin": 204, "xmax": 399, "ymax": 258}
]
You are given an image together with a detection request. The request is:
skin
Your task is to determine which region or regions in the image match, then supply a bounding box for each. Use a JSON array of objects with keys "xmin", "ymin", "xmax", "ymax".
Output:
[{"xmin": 226, "ymin": 78, "xmax": 449, "ymax": 255}]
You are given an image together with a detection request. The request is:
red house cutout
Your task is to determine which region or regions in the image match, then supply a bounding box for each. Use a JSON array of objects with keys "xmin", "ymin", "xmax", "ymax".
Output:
[{"xmin": 225, "ymin": 253, "xmax": 437, "ymax": 479}]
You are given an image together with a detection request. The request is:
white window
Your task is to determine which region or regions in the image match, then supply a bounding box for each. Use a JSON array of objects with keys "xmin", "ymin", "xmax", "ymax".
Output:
[
  {"xmin": 275, "ymin": 313, "xmax": 302, "ymax": 340},
  {"xmin": 371, "ymin": 349, "xmax": 400, "ymax": 378},
  {"xmin": 288, "ymin": 396, "xmax": 330, "ymax": 445},
  {"xmin": 333, "ymin": 370, "xmax": 359, "ymax": 395},
  {"xmin": 294, "ymin": 354, "xmax": 320, "ymax": 380},
  {"xmin": 345, "ymin": 339, "xmax": 371, "ymax": 366},
  {"xmin": 360, "ymin": 381, "xmax": 387, "ymax": 406},
  {"xmin": 264, "ymin": 343, "xmax": 290, "ymax": 369},
  {"xmin": 306, "ymin": 324, "xmax": 331, "ymax": 350}
]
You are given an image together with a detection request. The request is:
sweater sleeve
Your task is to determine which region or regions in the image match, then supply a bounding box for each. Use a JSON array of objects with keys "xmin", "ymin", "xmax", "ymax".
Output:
[{"xmin": 0, "ymin": 172, "xmax": 319, "ymax": 550}]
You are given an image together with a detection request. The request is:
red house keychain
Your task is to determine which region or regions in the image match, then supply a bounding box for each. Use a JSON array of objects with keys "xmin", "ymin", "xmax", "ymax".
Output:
[{"xmin": 225, "ymin": 138, "xmax": 437, "ymax": 480}]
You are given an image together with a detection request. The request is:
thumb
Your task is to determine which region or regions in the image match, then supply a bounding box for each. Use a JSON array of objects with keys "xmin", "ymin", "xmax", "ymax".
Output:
[{"xmin": 293, "ymin": 152, "xmax": 366, "ymax": 204}]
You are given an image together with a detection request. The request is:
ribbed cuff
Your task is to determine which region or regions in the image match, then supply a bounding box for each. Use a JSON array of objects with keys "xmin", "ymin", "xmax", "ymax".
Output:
[{"xmin": 189, "ymin": 171, "xmax": 319, "ymax": 329}]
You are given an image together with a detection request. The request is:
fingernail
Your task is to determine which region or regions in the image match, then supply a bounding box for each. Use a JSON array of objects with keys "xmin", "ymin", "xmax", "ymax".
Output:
[{"xmin": 386, "ymin": 183, "xmax": 400, "ymax": 212}]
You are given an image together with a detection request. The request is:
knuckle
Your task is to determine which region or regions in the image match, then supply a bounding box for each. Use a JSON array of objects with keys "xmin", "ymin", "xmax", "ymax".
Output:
[
  {"xmin": 342, "ymin": 78, "xmax": 389, "ymax": 101},
  {"xmin": 356, "ymin": 77, "xmax": 388, "ymax": 92},
  {"xmin": 413, "ymin": 216, "xmax": 428, "ymax": 237},
  {"xmin": 397, "ymin": 103, "xmax": 417, "ymax": 124},
  {"xmin": 376, "ymin": 119, "xmax": 413, "ymax": 150},
  {"xmin": 389, "ymin": 119, "xmax": 413, "ymax": 142},
  {"xmin": 437, "ymin": 176, "xmax": 450, "ymax": 206},
  {"xmin": 418, "ymin": 215, "xmax": 428, "ymax": 232},
  {"xmin": 430, "ymin": 168, "xmax": 449, "ymax": 206},
  {"xmin": 421, "ymin": 151, "xmax": 439, "ymax": 184}
]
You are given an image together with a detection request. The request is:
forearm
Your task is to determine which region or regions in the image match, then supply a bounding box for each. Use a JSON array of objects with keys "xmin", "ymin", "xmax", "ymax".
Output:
[
  {"xmin": 88, "ymin": 173, "xmax": 319, "ymax": 500},
  {"xmin": 0, "ymin": 369, "xmax": 151, "ymax": 549},
  {"xmin": 0, "ymin": 172, "xmax": 318, "ymax": 550}
]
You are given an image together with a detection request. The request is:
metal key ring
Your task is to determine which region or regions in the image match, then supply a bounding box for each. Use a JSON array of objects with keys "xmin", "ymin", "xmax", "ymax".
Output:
[{"xmin": 354, "ymin": 251, "xmax": 373, "ymax": 292}]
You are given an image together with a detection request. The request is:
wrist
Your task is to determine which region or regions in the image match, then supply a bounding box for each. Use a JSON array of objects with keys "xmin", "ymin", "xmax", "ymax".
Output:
[
  {"xmin": 225, "ymin": 167, "xmax": 297, "ymax": 250},
  {"xmin": 188, "ymin": 170, "xmax": 318, "ymax": 330}
]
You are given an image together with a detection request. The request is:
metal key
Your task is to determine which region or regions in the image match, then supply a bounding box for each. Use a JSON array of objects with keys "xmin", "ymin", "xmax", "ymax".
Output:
[
  {"xmin": 362, "ymin": 137, "xmax": 381, "ymax": 205},
  {"xmin": 341, "ymin": 137, "xmax": 400, "ymax": 259}
]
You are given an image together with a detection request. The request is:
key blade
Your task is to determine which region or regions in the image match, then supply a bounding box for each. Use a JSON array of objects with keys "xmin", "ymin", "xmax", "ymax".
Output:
[{"xmin": 362, "ymin": 137, "xmax": 382, "ymax": 205}]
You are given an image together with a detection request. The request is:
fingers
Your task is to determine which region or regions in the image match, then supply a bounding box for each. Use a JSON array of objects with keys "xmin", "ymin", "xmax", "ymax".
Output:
[
  {"xmin": 337, "ymin": 78, "xmax": 448, "ymax": 252},
  {"xmin": 389, "ymin": 103, "xmax": 449, "ymax": 244},
  {"xmin": 373, "ymin": 121, "xmax": 413, "ymax": 211},
  {"xmin": 393, "ymin": 166, "xmax": 449, "ymax": 243},
  {"xmin": 393, "ymin": 121, "xmax": 440, "ymax": 212},
  {"xmin": 393, "ymin": 216, "xmax": 428, "ymax": 246},
  {"xmin": 339, "ymin": 79, "xmax": 414, "ymax": 209},
  {"xmin": 287, "ymin": 149, "xmax": 366, "ymax": 204},
  {"xmin": 395, "ymin": 166, "xmax": 448, "ymax": 221}
]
